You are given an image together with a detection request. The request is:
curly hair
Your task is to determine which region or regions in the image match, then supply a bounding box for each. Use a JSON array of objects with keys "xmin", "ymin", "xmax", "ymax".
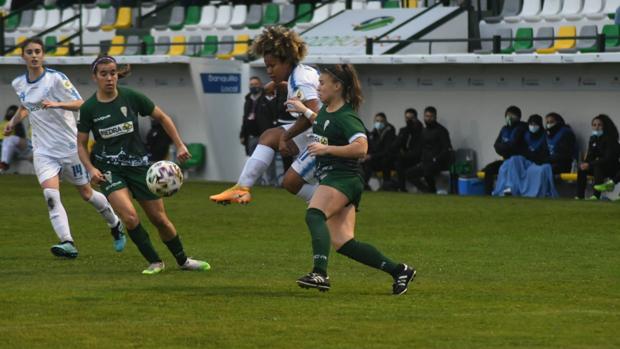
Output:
[{"xmin": 251, "ymin": 26, "xmax": 308, "ymax": 65}]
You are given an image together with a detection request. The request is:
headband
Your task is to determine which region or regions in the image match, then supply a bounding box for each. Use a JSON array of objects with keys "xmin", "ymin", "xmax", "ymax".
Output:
[
  {"xmin": 323, "ymin": 67, "xmax": 346, "ymax": 85},
  {"xmin": 91, "ymin": 56, "xmax": 116, "ymax": 73}
]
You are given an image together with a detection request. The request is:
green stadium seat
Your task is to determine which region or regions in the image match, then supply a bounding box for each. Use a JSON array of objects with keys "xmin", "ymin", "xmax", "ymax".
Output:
[
  {"xmin": 603, "ymin": 24, "xmax": 620, "ymax": 51},
  {"xmin": 4, "ymin": 12, "xmax": 20, "ymax": 32},
  {"xmin": 44, "ymin": 36, "xmax": 57, "ymax": 55},
  {"xmin": 184, "ymin": 5, "xmax": 201, "ymax": 27},
  {"xmin": 201, "ymin": 35, "xmax": 218, "ymax": 57},
  {"xmin": 263, "ymin": 3, "xmax": 279, "ymax": 26},
  {"xmin": 180, "ymin": 143, "xmax": 206, "ymax": 170},
  {"xmin": 383, "ymin": 0, "xmax": 401, "ymax": 8},
  {"xmin": 142, "ymin": 34, "xmax": 155, "ymax": 55},
  {"xmin": 295, "ymin": 3, "xmax": 313, "ymax": 25},
  {"xmin": 510, "ymin": 27, "xmax": 533, "ymax": 52}
]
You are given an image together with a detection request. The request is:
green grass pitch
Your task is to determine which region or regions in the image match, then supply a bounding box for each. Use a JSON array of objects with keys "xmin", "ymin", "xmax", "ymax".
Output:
[{"xmin": 0, "ymin": 174, "xmax": 619, "ymax": 348}]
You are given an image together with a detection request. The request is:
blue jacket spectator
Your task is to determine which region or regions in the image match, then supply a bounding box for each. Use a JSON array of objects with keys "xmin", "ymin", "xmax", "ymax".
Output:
[
  {"xmin": 544, "ymin": 113, "xmax": 577, "ymax": 174},
  {"xmin": 523, "ymin": 114, "xmax": 548, "ymax": 165}
]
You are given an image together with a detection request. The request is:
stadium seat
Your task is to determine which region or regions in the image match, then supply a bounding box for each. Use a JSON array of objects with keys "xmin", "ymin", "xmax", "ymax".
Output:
[
  {"xmin": 4, "ymin": 12, "xmax": 20, "ymax": 33},
  {"xmin": 124, "ymin": 35, "xmax": 141, "ymax": 55},
  {"xmin": 142, "ymin": 34, "xmax": 155, "ymax": 55},
  {"xmin": 547, "ymin": 0, "xmax": 583, "ymax": 21},
  {"xmin": 559, "ymin": 25, "xmax": 598, "ymax": 53},
  {"xmin": 195, "ymin": 5, "xmax": 216, "ymax": 30},
  {"xmin": 537, "ymin": 26, "xmax": 576, "ymax": 54},
  {"xmin": 578, "ymin": 0, "xmax": 605, "ymax": 20},
  {"xmin": 516, "ymin": 26, "xmax": 554, "ymax": 53},
  {"xmin": 184, "ymin": 5, "xmax": 201, "ymax": 28},
  {"xmin": 216, "ymin": 35, "xmax": 234, "ymax": 58},
  {"xmin": 475, "ymin": 28, "xmax": 512, "ymax": 54},
  {"xmin": 217, "ymin": 34, "xmax": 249, "ymax": 60},
  {"xmin": 509, "ymin": 27, "xmax": 534, "ymax": 52},
  {"xmin": 524, "ymin": 0, "xmax": 561, "ymax": 22},
  {"xmin": 263, "ymin": 3, "xmax": 280, "ymax": 26},
  {"xmin": 179, "ymin": 143, "xmax": 205, "ymax": 171},
  {"xmin": 295, "ymin": 3, "xmax": 313, "ymax": 26},
  {"xmin": 169, "ymin": 36, "xmax": 185, "ymax": 56},
  {"xmin": 54, "ymin": 35, "xmax": 69, "ymax": 56},
  {"xmin": 168, "ymin": 6, "xmax": 185, "ymax": 31},
  {"xmin": 46, "ymin": 8, "xmax": 61, "ymax": 30},
  {"xmin": 485, "ymin": 0, "xmax": 522, "ymax": 23},
  {"xmin": 298, "ymin": 3, "xmax": 328, "ymax": 30},
  {"xmin": 352, "ymin": 0, "xmax": 365, "ymax": 10},
  {"xmin": 278, "ymin": 4, "xmax": 296, "ymax": 26},
  {"xmin": 16, "ymin": 9, "xmax": 34, "ymax": 33},
  {"xmin": 366, "ymin": 1, "xmax": 382, "ymax": 10},
  {"xmin": 603, "ymin": 24, "xmax": 620, "ymax": 51},
  {"xmin": 403, "ymin": 0, "xmax": 418, "ymax": 8},
  {"xmin": 246, "ymin": 4, "xmax": 263, "ymax": 29},
  {"xmin": 4, "ymin": 36, "xmax": 16, "ymax": 55},
  {"xmin": 114, "ymin": 7, "xmax": 132, "ymax": 29},
  {"xmin": 43, "ymin": 0, "xmax": 56, "ymax": 10},
  {"xmin": 96, "ymin": 0, "xmax": 111, "ymax": 9},
  {"xmin": 44, "ymin": 35, "xmax": 57, "ymax": 55},
  {"xmin": 214, "ymin": 4, "xmax": 232, "ymax": 30},
  {"xmin": 229, "ymin": 4, "xmax": 248, "ymax": 30},
  {"xmin": 330, "ymin": 1, "xmax": 346, "ymax": 15},
  {"xmin": 60, "ymin": 6, "xmax": 78, "ymax": 32},
  {"xmin": 505, "ymin": 0, "xmax": 541, "ymax": 23},
  {"xmin": 383, "ymin": 0, "xmax": 401, "ymax": 8},
  {"xmin": 588, "ymin": 0, "xmax": 620, "ymax": 19},
  {"xmin": 23, "ymin": 8, "xmax": 46, "ymax": 32},
  {"xmin": 616, "ymin": 7, "xmax": 620, "ymax": 24},
  {"xmin": 201, "ymin": 35, "xmax": 218, "ymax": 57},
  {"xmin": 100, "ymin": 7, "xmax": 117, "ymax": 31},
  {"xmin": 107, "ymin": 35, "xmax": 126, "ymax": 55},
  {"xmin": 187, "ymin": 35, "xmax": 202, "ymax": 56},
  {"xmin": 86, "ymin": 6, "xmax": 103, "ymax": 31},
  {"xmin": 154, "ymin": 35, "xmax": 170, "ymax": 55},
  {"xmin": 8, "ymin": 36, "xmax": 26, "ymax": 56}
]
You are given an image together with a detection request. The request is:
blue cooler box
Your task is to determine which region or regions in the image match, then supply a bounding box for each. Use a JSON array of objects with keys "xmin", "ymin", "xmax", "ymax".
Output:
[{"xmin": 458, "ymin": 177, "xmax": 485, "ymax": 196}]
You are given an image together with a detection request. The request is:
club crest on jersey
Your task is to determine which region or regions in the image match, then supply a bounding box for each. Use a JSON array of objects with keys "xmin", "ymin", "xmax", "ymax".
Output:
[
  {"xmin": 120, "ymin": 106, "xmax": 128, "ymax": 117},
  {"xmin": 99, "ymin": 121, "xmax": 134, "ymax": 139},
  {"xmin": 63, "ymin": 80, "xmax": 73, "ymax": 90},
  {"xmin": 323, "ymin": 120, "xmax": 330, "ymax": 131},
  {"xmin": 294, "ymin": 89, "xmax": 305, "ymax": 100}
]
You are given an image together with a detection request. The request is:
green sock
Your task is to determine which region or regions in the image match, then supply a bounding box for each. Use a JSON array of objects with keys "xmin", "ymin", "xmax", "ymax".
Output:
[
  {"xmin": 163, "ymin": 235, "xmax": 188, "ymax": 266},
  {"xmin": 337, "ymin": 239, "xmax": 400, "ymax": 277},
  {"xmin": 127, "ymin": 223, "xmax": 161, "ymax": 264},
  {"xmin": 305, "ymin": 208, "xmax": 331, "ymax": 275}
]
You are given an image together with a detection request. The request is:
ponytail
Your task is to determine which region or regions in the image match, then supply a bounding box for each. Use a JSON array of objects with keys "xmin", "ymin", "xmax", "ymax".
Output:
[{"xmin": 322, "ymin": 64, "xmax": 364, "ymax": 111}]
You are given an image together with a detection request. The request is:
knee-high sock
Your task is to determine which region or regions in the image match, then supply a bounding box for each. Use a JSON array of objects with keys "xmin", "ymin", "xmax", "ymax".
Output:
[
  {"xmin": 305, "ymin": 208, "xmax": 331, "ymax": 275},
  {"xmin": 296, "ymin": 183, "xmax": 318, "ymax": 203},
  {"xmin": 238, "ymin": 144, "xmax": 275, "ymax": 187},
  {"xmin": 337, "ymin": 239, "xmax": 400, "ymax": 277},
  {"xmin": 87, "ymin": 190, "xmax": 120, "ymax": 228},
  {"xmin": 163, "ymin": 235, "xmax": 188, "ymax": 266},
  {"xmin": 43, "ymin": 188, "xmax": 72, "ymax": 243},
  {"xmin": 127, "ymin": 224, "xmax": 161, "ymax": 264}
]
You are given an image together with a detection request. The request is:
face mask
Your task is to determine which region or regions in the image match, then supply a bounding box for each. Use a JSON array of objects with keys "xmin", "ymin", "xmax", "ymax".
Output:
[
  {"xmin": 546, "ymin": 122, "xmax": 556, "ymax": 130},
  {"xmin": 506, "ymin": 116, "xmax": 513, "ymax": 126},
  {"xmin": 529, "ymin": 125, "xmax": 540, "ymax": 133},
  {"xmin": 592, "ymin": 130, "xmax": 603, "ymax": 137},
  {"xmin": 249, "ymin": 87, "xmax": 262, "ymax": 95},
  {"xmin": 374, "ymin": 122, "xmax": 384, "ymax": 130}
]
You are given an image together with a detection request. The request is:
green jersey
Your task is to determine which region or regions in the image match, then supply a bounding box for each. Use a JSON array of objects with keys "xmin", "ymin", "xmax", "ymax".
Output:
[
  {"xmin": 78, "ymin": 87, "xmax": 155, "ymax": 167},
  {"xmin": 311, "ymin": 103, "xmax": 367, "ymax": 179}
]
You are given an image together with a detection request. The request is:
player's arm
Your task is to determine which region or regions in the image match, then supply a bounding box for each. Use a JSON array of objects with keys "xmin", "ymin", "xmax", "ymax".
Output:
[
  {"xmin": 280, "ymin": 98, "xmax": 320, "ymax": 155},
  {"xmin": 3, "ymin": 106, "xmax": 28, "ymax": 136},
  {"xmin": 77, "ymin": 131, "xmax": 105, "ymax": 184},
  {"xmin": 308, "ymin": 136, "xmax": 368, "ymax": 159},
  {"xmin": 150, "ymin": 106, "xmax": 191, "ymax": 163},
  {"xmin": 41, "ymin": 99, "xmax": 84, "ymax": 111}
]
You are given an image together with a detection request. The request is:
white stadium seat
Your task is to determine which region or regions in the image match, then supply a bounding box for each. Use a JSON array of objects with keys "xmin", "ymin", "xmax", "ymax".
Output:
[
  {"xmin": 366, "ymin": 1, "xmax": 382, "ymax": 10},
  {"xmin": 577, "ymin": 0, "xmax": 605, "ymax": 20},
  {"xmin": 46, "ymin": 8, "xmax": 61, "ymax": 29},
  {"xmin": 549, "ymin": 0, "xmax": 583, "ymax": 21},
  {"xmin": 587, "ymin": 0, "xmax": 620, "ymax": 19},
  {"xmin": 229, "ymin": 4, "xmax": 247, "ymax": 29},
  {"xmin": 214, "ymin": 4, "xmax": 232, "ymax": 30},
  {"xmin": 330, "ymin": 1, "xmax": 346, "ymax": 16},
  {"xmin": 524, "ymin": 0, "xmax": 561, "ymax": 22},
  {"xmin": 196, "ymin": 5, "xmax": 216, "ymax": 30},
  {"xmin": 24, "ymin": 8, "xmax": 47, "ymax": 32},
  {"xmin": 505, "ymin": 0, "xmax": 540, "ymax": 23},
  {"xmin": 352, "ymin": 0, "xmax": 365, "ymax": 10},
  {"xmin": 86, "ymin": 6, "xmax": 103, "ymax": 31}
]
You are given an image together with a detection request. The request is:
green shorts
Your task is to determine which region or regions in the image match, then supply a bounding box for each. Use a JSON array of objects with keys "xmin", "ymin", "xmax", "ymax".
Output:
[
  {"xmin": 95, "ymin": 162, "xmax": 159, "ymax": 201},
  {"xmin": 319, "ymin": 172, "xmax": 364, "ymax": 209}
]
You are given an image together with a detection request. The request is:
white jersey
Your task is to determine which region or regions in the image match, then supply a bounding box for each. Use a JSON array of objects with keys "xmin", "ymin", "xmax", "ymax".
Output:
[
  {"xmin": 12, "ymin": 68, "xmax": 82, "ymax": 159},
  {"xmin": 281, "ymin": 63, "xmax": 320, "ymax": 124}
]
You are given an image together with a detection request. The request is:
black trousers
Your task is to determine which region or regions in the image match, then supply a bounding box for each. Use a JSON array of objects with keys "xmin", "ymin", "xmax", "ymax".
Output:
[
  {"xmin": 576, "ymin": 163, "xmax": 617, "ymax": 199},
  {"xmin": 406, "ymin": 161, "xmax": 443, "ymax": 193},
  {"xmin": 395, "ymin": 156, "xmax": 419, "ymax": 191},
  {"xmin": 363, "ymin": 155, "xmax": 394, "ymax": 184},
  {"xmin": 482, "ymin": 160, "xmax": 504, "ymax": 195}
]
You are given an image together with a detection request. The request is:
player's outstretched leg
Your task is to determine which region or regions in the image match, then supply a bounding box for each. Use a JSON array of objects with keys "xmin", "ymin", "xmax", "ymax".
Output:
[
  {"xmin": 42, "ymin": 185, "xmax": 78, "ymax": 259},
  {"xmin": 77, "ymin": 184, "xmax": 126, "ymax": 252}
]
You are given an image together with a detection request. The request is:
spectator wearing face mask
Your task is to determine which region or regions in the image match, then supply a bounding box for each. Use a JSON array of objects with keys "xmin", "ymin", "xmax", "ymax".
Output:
[
  {"xmin": 392, "ymin": 108, "xmax": 423, "ymax": 192},
  {"xmin": 544, "ymin": 112, "xmax": 577, "ymax": 174},
  {"xmin": 363, "ymin": 112, "xmax": 396, "ymax": 189},
  {"xmin": 576, "ymin": 114, "xmax": 620, "ymax": 200},
  {"xmin": 482, "ymin": 106, "xmax": 527, "ymax": 195},
  {"xmin": 523, "ymin": 114, "xmax": 548, "ymax": 164},
  {"xmin": 406, "ymin": 106, "xmax": 453, "ymax": 193},
  {"xmin": 240, "ymin": 76, "xmax": 272, "ymax": 156}
]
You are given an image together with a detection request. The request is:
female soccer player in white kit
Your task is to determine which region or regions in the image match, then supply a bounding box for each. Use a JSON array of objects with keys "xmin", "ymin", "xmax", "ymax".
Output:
[{"xmin": 3, "ymin": 38, "xmax": 125, "ymax": 258}]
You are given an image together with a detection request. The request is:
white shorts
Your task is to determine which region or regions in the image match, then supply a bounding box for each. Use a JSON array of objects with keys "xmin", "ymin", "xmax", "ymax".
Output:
[
  {"xmin": 33, "ymin": 153, "xmax": 89, "ymax": 186},
  {"xmin": 281, "ymin": 123, "xmax": 317, "ymax": 184}
]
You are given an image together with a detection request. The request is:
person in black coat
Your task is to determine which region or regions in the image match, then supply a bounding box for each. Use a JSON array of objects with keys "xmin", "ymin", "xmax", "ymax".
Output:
[
  {"xmin": 240, "ymin": 76, "xmax": 275, "ymax": 156},
  {"xmin": 393, "ymin": 108, "xmax": 423, "ymax": 192},
  {"xmin": 0, "ymin": 105, "xmax": 27, "ymax": 172},
  {"xmin": 362, "ymin": 112, "xmax": 397, "ymax": 188},
  {"xmin": 145, "ymin": 119, "xmax": 172, "ymax": 162},
  {"xmin": 482, "ymin": 105, "xmax": 527, "ymax": 195},
  {"xmin": 406, "ymin": 106, "xmax": 453, "ymax": 193},
  {"xmin": 523, "ymin": 114, "xmax": 548, "ymax": 165},
  {"xmin": 576, "ymin": 114, "xmax": 620, "ymax": 199},
  {"xmin": 544, "ymin": 112, "xmax": 576, "ymax": 174}
]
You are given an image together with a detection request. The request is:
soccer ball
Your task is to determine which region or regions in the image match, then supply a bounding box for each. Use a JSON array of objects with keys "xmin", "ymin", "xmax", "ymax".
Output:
[{"xmin": 146, "ymin": 161, "xmax": 184, "ymax": 197}]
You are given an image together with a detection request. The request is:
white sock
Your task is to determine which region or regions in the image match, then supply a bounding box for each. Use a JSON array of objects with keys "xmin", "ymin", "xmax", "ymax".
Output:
[
  {"xmin": 238, "ymin": 144, "xmax": 275, "ymax": 187},
  {"xmin": 87, "ymin": 190, "xmax": 120, "ymax": 228},
  {"xmin": 296, "ymin": 184, "xmax": 318, "ymax": 203},
  {"xmin": 43, "ymin": 188, "xmax": 72, "ymax": 242}
]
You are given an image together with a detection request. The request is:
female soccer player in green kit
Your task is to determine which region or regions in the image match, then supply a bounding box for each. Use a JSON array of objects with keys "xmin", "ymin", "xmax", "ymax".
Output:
[
  {"xmin": 76, "ymin": 56, "xmax": 210, "ymax": 274},
  {"xmin": 286, "ymin": 64, "xmax": 416, "ymax": 295}
]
